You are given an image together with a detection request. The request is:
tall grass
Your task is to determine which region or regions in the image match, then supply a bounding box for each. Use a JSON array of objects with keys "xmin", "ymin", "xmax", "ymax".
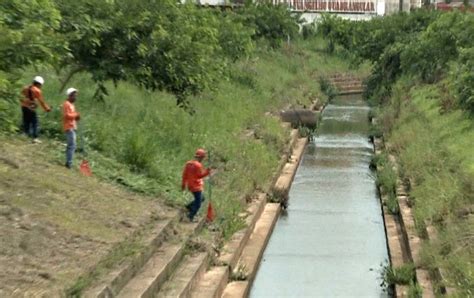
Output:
[{"xmin": 381, "ymin": 78, "xmax": 473, "ymax": 295}]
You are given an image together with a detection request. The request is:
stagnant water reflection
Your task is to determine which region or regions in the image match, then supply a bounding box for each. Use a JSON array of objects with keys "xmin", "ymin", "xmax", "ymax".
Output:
[{"xmin": 250, "ymin": 95, "xmax": 389, "ymax": 297}]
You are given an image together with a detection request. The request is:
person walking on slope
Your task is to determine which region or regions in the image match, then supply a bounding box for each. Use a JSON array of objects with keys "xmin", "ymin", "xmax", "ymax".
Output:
[
  {"xmin": 20, "ymin": 76, "xmax": 51, "ymax": 143},
  {"xmin": 62, "ymin": 88, "xmax": 80, "ymax": 169},
  {"xmin": 182, "ymin": 149, "xmax": 213, "ymax": 222}
]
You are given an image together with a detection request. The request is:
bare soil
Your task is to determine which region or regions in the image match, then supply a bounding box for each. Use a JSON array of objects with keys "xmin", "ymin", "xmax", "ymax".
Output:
[{"xmin": 0, "ymin": 136, "xmax": 171, "ymax": 296}]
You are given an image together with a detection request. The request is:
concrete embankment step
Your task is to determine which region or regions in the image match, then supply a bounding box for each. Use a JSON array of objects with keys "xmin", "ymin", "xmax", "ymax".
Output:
[
  {"xmin": 220, "ymin": 203, "xmax": 281, "ymax": 297},
  {"xmin": 83, "ymin": 216, "xmax": 178, "ymax": 298},
  {"xmin": 116, "ymin": 242, "xmax": 186, "ymax": 298},
  {"xmin": 327, "ymin": 75, "xmax": 365, "ymax": 95},
  {"xmin": 221, "ymin": 282, "xmax": 248, "ymax": 298},
  {"xmin": 156, "ymin": 252, "xmax": 209, "ymax": 297},
  {"xmin": 191, "ymin": 266, "xmax": 229, "ymax": 298},
  {"xmin": 114, "ymin": 220, "xmax": 204, "ymax": 298},
  {"xmin": 218, "ymin": 193, "xmax": 267, "ymax": 272}
]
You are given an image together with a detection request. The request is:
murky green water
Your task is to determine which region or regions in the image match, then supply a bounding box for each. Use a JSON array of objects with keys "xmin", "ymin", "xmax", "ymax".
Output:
[{"xmin": 250, "ymin": 95, "xmax": 389, "ymax": 297}]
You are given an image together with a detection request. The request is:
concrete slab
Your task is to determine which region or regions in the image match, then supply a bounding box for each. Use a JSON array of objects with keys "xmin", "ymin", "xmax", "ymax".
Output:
[
  {"xmin": 116, "ymin": 242, "xmax": 185, "ymax": 298},
  {"xmin": 237, "ymin": 203, "xmax": 281, "ymax": 284},
  {"xmin": 157, "ymin": 252, "xmax": 209, "ymax": 298},
  {"xmin": 191, "ymin": 266, "xmax": 229, "ymax": 298},
  {"xmin": 222, "ymin": 281, "xmax": 249, "ymax": 298},
  {"xmin": 219, "ymin": 194, "xmax": 267, "ymax": 271},
  {"xmin": 84, "ymin": 217, "xmax": 177, "ymax": 298}
]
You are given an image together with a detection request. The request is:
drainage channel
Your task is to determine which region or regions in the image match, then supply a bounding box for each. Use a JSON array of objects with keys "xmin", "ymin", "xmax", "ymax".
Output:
[{"xmin": 250, "ymin": 95, "xmax": 389, "ymax": 297}]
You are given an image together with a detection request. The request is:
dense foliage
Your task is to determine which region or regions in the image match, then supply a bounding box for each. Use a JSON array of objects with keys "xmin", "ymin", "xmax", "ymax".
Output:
[
  {"xmin": 0, "ymin": 0, "xmax": 298, "ymax": 130},
  {"xmin": 319, "ymin": 10, "xmax": 474, "ymax": 114},
  {"xmin": 0, "ymin": 0, "xmax": 62, "ymax": 131}
]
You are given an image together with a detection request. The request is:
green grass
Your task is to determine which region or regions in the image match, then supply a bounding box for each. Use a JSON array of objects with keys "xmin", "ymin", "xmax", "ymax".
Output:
[
  {"xmin": 373, "ymin": 153, "xmax": 400, "ymax": 214},
  {"xmin": 379, "ymin": 78, "xmax": 474, "ymax": 296},
  {"xmin": 382, "ymin": 263, "xmax": 416, "ymax": 286}
]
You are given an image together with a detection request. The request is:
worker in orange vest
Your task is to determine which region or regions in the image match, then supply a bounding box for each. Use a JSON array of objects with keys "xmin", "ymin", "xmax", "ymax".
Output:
[
  {"xmin": 62, "ymin": 88, "xmax": 80, "ymax": 169},
  {"xmin": 181, "ymin": 149, "xmax": 213, "ymax": 222},
  {"xmin": 20, "ymin": 76, "xmax": 51, "ymax": 143}
]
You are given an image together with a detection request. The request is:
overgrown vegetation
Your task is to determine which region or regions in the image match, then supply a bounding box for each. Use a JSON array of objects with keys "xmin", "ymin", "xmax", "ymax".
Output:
[
  {"xmin": 318, "ymin": 76, "xmax": 338, "ymax": 101},
  {"xmin": 319, "ymin": 9, "xmax": 474, "ymax": 295},
  {"xmin": 382, "ymin": 263, "xmax": 416, "ymax": 286},
  {"xmin": 319, "ymin": 10, "xmax": 474, "ymax": 114},
  {"xmin": 381, "ymin": 263, "xmax": 422, "ymax": 297},
  {"xmin": 373, "ymin": 153, "xmax": 399, "ymax": 214}
]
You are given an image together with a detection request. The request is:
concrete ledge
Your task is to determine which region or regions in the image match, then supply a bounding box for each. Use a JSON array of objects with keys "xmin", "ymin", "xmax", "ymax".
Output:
[
  {"xmin": 395, "ymin": 285, "xmax": 409, "ymax": 297},
  {"xmin": 272, "ymin": 138, "xmax": 308, "ymax": 202},
  {"xmin": 389, "ymin": 155, "xmax": 435, "ymax": 296},
  {"xmin": 234, "ymin": 203, "xmax": 281, "ymax": 286},
  {"xmin": 425, "ymin": 224, "xmax": 456, "ymax": 295},
  {"xmin": 191, "ymin": 266, "xmax": 229, "ymax": 298},
  {"xmin": 218, "ymin": 193, "xmax": 267, "ymax": 271},
  {"xmin": 222, "ymin": 281, "xmax": 249, "ymax": 298},
  {"xmin": 83, "ymin": 217, "xmax": 177, "ymax": 297},
  {"xmin": 416, "ymin": 269, "xmax": 434, "ymax": 298},
  {"xmin": 116, "ymin": 242, "xmax": 186, "ymax": 298},
  {"xmin": 375, "ymin": 140, "xmax": 436, "ymax": 296},
  {"xmin": 115, "ymin": 219, "xmax": 204, "ymax": 298},
  {"xmin": 381, "ymin": 204, "xmax": 409, "ymax": 266},
  {"xmin": 158, "ymin": 252, "xmax": 209, "ymax": 297}
]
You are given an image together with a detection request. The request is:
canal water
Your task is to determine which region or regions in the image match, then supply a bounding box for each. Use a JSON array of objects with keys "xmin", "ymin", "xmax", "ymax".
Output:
[{"xmin": 250, "ymin": 95, "xmax": 389, "ymax": 297}]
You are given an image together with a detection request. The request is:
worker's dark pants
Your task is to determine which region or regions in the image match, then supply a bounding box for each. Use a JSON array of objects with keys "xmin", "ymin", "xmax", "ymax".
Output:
[
  {"xmin": 65, "ymin": 129, "xmax": 77, "ymax": 168},
  {"xmin": 21, "ymin": 107, "xmax": 39, "ymax": 138},
  {"xmin": 187, "ymin": 191, "xmax": 205, "ymax": 220}
]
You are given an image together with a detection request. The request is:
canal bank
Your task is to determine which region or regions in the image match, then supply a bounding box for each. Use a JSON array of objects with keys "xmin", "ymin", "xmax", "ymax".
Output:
[{"xmin": 250, "ymin": 95, "xmax": 389, "ymax": 297}]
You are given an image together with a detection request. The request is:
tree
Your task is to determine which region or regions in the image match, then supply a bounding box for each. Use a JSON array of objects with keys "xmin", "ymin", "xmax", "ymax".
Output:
[{"xmin": 0, "ymin": 0, "xmax": 62, "ymax": 131}]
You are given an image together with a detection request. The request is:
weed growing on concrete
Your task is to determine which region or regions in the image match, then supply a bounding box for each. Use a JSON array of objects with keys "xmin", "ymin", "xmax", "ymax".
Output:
[
  {"xmin": 408, "ymin": 280, "xmax": 423, "ymax": 298},
  {"xmin": 374, "ymin": 153, "xmax": 399, "ymax": 214},
  {"xmin": 381, "ymin": 263, "xmax": 416, "ymax": 286},
  {"xmin": 231, "ymin": 262, "xmax": 249, "ymax": 281},
  {"xmin": 318, "ymin": 76, "xmax": 338, "ymax": 101}
]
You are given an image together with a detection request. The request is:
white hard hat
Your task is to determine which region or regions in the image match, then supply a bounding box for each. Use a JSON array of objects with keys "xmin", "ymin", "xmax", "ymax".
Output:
[
  {"xmin": 33, "ymin": 76, "xmax": 44, "ymax": 85},
  {"xmin": 66, "ymin": 87, "xmax": 78, "ymax": 96}
]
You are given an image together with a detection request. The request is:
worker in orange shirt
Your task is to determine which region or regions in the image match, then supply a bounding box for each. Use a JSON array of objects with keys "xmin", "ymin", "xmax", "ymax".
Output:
[
  {"xmin": 62, "ymin": 88, "xmax": 80, "ymax": 169},
  {"xmin": 20, "ymin": 76, "xmax": 51, "ymax": 143},
  {"xmin": 182, "ymin": 149, "xmax": 213, "ymax": 222}
]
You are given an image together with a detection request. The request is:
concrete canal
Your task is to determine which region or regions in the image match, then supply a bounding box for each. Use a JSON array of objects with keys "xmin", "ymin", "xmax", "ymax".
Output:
[{"xmin": 250, "ymin": 95, "xmax": 389, "ymax": 297}]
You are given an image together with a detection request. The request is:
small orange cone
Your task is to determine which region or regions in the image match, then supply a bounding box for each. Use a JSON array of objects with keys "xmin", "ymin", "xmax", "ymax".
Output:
[
  {"xmin": 80, "ymin": 160, "xmax": 92, "ymax": 177},
  {"xmin": 206, "ymin": 202, "xmax": 215, "ymax": 222}
]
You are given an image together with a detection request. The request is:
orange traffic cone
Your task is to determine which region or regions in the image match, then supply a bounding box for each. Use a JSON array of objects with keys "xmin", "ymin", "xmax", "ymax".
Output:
[{"xmin": 206, "ymin": 201, "xmax": 215, "ymax": 222}]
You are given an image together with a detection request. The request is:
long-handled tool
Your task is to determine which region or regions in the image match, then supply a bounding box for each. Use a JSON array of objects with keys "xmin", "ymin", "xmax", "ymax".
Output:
[
  {"xmin": 206, "ymin": 150, "xmax": 215, "ymax": 222},
  {"xmin": 78, "ymin": 123, "xmax": 92, "ymax": 176}
]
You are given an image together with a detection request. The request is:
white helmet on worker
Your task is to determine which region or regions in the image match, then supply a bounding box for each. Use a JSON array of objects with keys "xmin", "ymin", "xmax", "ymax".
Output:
[
  {"xmin": 33, "ymin": 76, "xmax": 44, "ymax": 85},
  {"xmin": 66, "ymin": 87, "xmax": 78, "ymax": 96}
]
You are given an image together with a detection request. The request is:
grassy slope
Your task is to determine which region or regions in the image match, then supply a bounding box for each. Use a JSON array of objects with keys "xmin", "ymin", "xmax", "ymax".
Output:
[
  {"xmin": 380, "ymin": 78, "xmax": 474, "ymax": 296},
  {"xmin": 1, "ymin": 38, "xmax": 362, "ymax": 294},
  {"xmin": 0, "ymin": 137, "xmax": 171, "ymax": 296}
]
